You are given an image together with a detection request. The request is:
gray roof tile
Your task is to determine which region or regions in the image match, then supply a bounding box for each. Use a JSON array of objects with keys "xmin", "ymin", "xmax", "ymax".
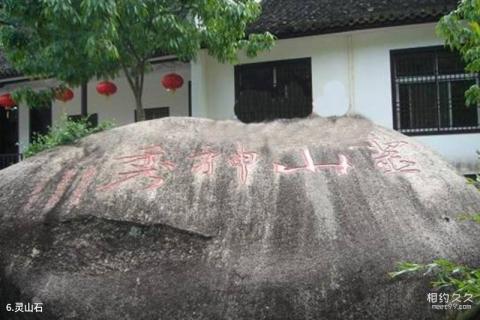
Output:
[{"xmin": 249, "ymin": 0, "xmax": 458, "ymax": 38}]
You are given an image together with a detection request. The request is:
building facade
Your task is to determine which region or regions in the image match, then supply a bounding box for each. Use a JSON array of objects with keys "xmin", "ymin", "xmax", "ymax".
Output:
[{"xmin": 191, "ymin": 22, "xmax": 480, "ymax": 173}]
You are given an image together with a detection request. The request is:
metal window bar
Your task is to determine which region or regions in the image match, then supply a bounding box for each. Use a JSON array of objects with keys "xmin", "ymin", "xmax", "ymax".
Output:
[
  {"xmin": 392, "ymin": 47, "xmax": 480, "ymax": 135},
  {"xmin": 435, "ymin": 52, "xmax": 442, "ymax": 131},
  {"xmin": 234, "ymin": 58, "xmax": 313, "ymax": 123},
  {"xmin": 447, "ymin": 81, "xmax": 453, "ymax": 127},
  {"xmin": 476, "ymin": 77, "xmax": 480, "ymax": 127}
]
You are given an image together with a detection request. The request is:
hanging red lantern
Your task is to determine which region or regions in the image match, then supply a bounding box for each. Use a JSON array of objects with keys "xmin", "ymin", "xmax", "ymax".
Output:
[
  {"xmin": 55, "ymin": 88, "xmax": 74, "ymax": 102},
  {"xmin": 96, "ymin": 81, "xmax": 117, "ymax": 96},
  {"xmin": 0, "ymin": 93, "xmax": 16, "ymax": 110},
  {"xmin": 161, "ymin": 73, "xmax": 184, "ymax": 92},
  {"xmin": 0, "ymin": 93, "xmax": 16, "ymax": 119}
]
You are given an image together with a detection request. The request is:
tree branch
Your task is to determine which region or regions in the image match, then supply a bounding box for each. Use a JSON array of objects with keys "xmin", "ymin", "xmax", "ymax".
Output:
[
  {"xmin": 139, "ymin": 63, "xmax": 145, "ymax": 97},
  {"xmin": 119, "ymin": 60, "xmax": 137, "ymax": 95},
  {"xmin": 115, "ymin": 15, "xmax": 144, "ymax": 64}
]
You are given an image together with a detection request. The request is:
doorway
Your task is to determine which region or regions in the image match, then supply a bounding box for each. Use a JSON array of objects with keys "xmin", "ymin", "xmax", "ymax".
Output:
[
  {"xmin": 0, "ymin": 107, "xmax": 19, "ymax": 169},
  {"xmin": 30, "ymin": 105, "xmax": 52, "ymax": 142}
]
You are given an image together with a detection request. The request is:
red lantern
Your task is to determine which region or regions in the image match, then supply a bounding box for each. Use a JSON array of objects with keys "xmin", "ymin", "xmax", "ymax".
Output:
[
  {"xmin": 96, "ymin": 81, "xmax": 117, "ymax": 96},
  {"xmin": 161, "ymin": 73, "xmax": 184, "ymax": 92},
  {"xmin": 0, "ymin": 93, "xmax": 16, "ymax": 109},
  {"xmin": 55, "ymin": 88, "xmax": 74, "ymax": 102}
]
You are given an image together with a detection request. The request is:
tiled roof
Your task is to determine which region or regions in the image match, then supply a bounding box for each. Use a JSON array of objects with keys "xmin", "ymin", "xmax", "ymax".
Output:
[{"xmin": 249, "ymin": 0, "xmax": 459, "ymax": 39}]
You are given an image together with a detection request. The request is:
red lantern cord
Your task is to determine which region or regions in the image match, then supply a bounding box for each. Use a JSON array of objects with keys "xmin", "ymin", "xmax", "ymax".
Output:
[
  {"xmin": 96, "ymin": 81, "xmax": 117, "ymax": 97},
  {"xmin": 161, "ymin": 73, "xmax": 184, "ymax": 92}
]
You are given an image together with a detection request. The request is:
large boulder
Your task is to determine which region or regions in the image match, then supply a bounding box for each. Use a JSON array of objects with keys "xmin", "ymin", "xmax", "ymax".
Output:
[{"xmin": 0, "ymin": 116, "xmax": 479, "ymax": 320}]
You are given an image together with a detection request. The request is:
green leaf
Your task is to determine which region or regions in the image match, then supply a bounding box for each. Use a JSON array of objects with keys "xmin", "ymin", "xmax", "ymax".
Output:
[
  {"xmin": 437, "ymin": 0, "xmax": 480, "ymax": 105},
  {"xmin": 24, "ymin": 114, "xmax": 114, "ymax": 158}
]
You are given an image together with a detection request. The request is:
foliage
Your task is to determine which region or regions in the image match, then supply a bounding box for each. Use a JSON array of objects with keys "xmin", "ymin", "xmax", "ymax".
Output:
[
  {"xmin": 389, "ymin": 259, "xmax": 480, "ymax": 304},
  {"xmin": 11, "ymin": 86, "xmax": 58, "ymax": 109},
  {"xmin": 24, "ymin": 115, "xmax": 114, "ymax": 158},
  {"xmin": 458, "ymin": 213, "xmax": 480, "ymax": 224},
  {"xmin": 437, "ymin": 0, "xmax": 480, "ymax": 106},
  {"xmin": 0, "ymin": 0, "xmax": 275, "ymax": 119}
]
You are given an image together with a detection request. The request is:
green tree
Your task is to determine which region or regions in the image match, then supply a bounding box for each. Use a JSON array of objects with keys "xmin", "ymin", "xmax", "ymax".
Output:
[
  {"xmin": 0, "ymin": 0, "xmax": 274, "ymax": 120},
  {"xmin": 437, "ymin": 0, "xmax": 480, "ymax": 106}
]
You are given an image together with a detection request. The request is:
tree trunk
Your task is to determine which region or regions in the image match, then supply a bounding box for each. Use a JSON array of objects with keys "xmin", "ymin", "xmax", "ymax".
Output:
[
  {"xmin": 134, "ymin": 91, "xmax": 145, "ymax": 122},
  {"xmin": 121, "ymin": 63, "xmax": 146, "ymax": 122}
]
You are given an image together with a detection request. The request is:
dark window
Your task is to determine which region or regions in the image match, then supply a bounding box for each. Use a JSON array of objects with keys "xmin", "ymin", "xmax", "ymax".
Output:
[
  {"xmin": 391, "ymin": 46, "xmax": 480, "ymax": 135},
  {"xmin": 30, "ymin": 104, "xmax": 52, "ymax": 142},
  {"xmin": 0, "ymin": 106, "xmax": 19, "ymax": 170},
  {"xmin": 68, "ymin": 113, "xmax": 98, "ymax": 128},
  {"xmin": 188, "ymin": 81, "xmax": 192, "ymax": 117},
  {"xmin": 135, "ymin": 107, "xmax": 170, "ymax": 121},
  {"xmin": 234, "ymin": 58, "xmax": 312, "ymax": 123}
]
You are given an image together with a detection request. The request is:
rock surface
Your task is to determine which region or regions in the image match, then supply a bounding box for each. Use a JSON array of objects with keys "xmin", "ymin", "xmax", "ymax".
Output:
[{"xmin": 0, "ymin": 116, "xmax": 479, "ymax": 320}]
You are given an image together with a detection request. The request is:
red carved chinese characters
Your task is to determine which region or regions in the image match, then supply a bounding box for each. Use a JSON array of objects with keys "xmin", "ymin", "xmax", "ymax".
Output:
[
  {"xmin": 274, "ymin": 148, "xmax": 352, "ymax": 175},
  {"xmin": 228, "ymin": 144, "xmax": 258, "ymax": 184},
  {"xmin": 190, "ymin": 148, "xmax": 219, "ymax": 176},
  {"xmin": 368, "ymin": 137, "xmax": 420, "ymax": 174},
  {"xmin": 23, "ymin": 179, "xmax": 49, "ymax": 212},
  {"xmin": 44, "ymin": 169, "xmax": 77, "ymax": 212},
  {"xmin": 99, "ymin": 145, "xmax": 175, "ymax": 191},
  {"xmin": 68, "ymin": 166, "xmax": 97, "ymax": 208}
]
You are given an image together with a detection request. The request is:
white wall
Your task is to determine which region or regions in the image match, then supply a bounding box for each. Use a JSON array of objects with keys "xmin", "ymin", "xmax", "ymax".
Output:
[
  {"xmin": 351, "ymin": 24, "xmax": 480, "ymax": 173},
  {"xmin": 18, "ymin": 103, "xmax": 29, "ymax": 153},
  {"xmin": 195, "ymin": 33, "xmax": 352, "ymax": 120},
  {"xmin": 190, "ymin": 23, "xmax": 480, "ymax": 173},
  {"xmin": 1, "ymin": 61, "xmax": 190, "ymax": 153},
  {"xmin": 52, "ymin": 61, "xmax": 190, "ymax": 126},
  {"xmin": 190, "ymin": 51, "xmax": 208, "ymax": 118}
]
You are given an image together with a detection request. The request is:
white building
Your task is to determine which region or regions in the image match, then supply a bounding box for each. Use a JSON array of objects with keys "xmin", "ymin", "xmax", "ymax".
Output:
[{"xmin": 1, "ymin": 0, "xmax": 478, "ymax": 173}]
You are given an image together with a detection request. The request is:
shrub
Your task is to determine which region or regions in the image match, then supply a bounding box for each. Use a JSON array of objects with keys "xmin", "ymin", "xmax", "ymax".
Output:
[
  {"xmin": 390, "ymin": 259, "xmax": 480, "ymax": 304},
  {"xmin": 24, "ymin": 114, "xmax": 114, "ymax": 158}
]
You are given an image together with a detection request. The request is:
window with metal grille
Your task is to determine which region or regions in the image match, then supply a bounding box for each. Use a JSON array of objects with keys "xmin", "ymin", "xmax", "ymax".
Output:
[
  {"xmin": 234, "ymin": 58, "xmax": 312, "ymax": 123},
  {"xmin": 391, "ymin": 46, "xmax": 480, "ymax": 135},
  {"xmin": 134, "ymin": 107, "xmax": 169, "ymax": 121}
]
